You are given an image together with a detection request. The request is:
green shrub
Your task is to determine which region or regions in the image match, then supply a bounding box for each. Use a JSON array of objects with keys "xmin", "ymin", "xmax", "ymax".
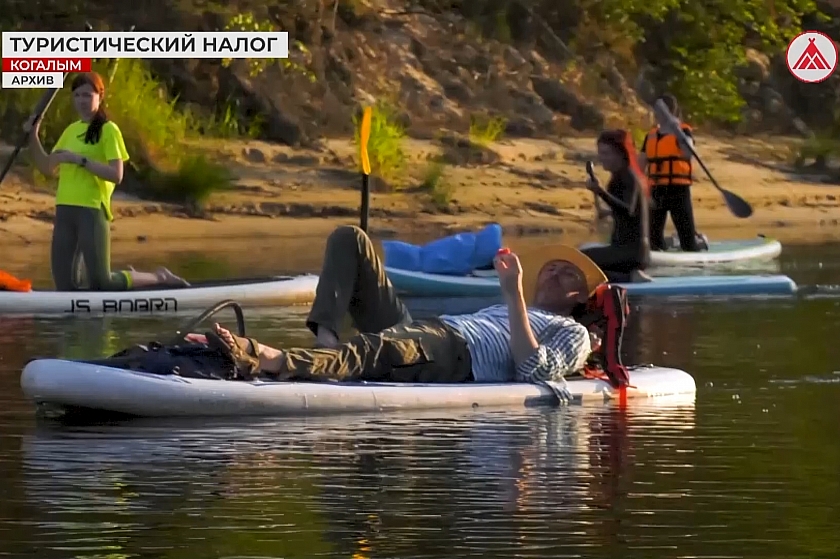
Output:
[
  {"xmin": 469, "ymin": 114, "xmax": 506, "ymax": 146},
  {"xmin": 353, "ymin": 101, "xmax": 406, "ymax": 183},
  {"xmin": 144, "ymin": 153, "xmax": 233, "ymax": 207},
  {"xmin": 794, "ymin": 135, "xmax": 838, "ymax": 169},
  {"xmin": 205, "ymin": 96, "xmax": 265, "ymax": 139},
  {"xmin": 103, "ymin": 59, "xmax": 196, "ymax": 168},
  {"xmin": 421, "ymin": 160, "xmax": 455, "ymax": 208},
  {"xmin": 222, "ymin": 12, "xmax": 316, "ymax": 82}
]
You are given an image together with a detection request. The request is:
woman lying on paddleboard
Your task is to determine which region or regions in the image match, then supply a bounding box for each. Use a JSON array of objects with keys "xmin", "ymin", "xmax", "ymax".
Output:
[
  {"xmin": 581, "ymin": 129, "xmax": 652, "ymax": 283},
  {"xmin": 24, "ymin": 72, "xmax": 188, "ymax": 291}
]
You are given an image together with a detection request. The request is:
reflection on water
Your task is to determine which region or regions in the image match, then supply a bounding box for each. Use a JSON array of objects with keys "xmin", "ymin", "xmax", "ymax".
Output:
[
  {"xmin": 17, "ymin": 403, "xmax": 696, "ymax": 559},
  {"xmin": 1, "ymin": 242, "xmax": 840, "ymax": 558}
]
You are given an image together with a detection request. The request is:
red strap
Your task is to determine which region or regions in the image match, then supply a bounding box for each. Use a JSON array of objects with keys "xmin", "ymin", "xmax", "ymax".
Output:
[
  {"xmin": 583, "ymin": 367, "xmax": 636, "ymax": 390},
  {"xmin": 599, "ymin": 286, "xmax": 630, "ymax": 388},
  {"xmin": 579, "ymin": 285, "xmax": 633, "ymax": 391},
  {"xmin": 583, "ymin": 368, "xmax": 609, "ymax": 381}
]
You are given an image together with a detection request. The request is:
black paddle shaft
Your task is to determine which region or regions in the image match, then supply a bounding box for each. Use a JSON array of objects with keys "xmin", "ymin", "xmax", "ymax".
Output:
[
  {"xmin": 0, "ymin": 22, "xmax": 94, "ymax": 187},
  {"xmin": 0, "ymin": 90, "xmax": 62, "ymax": 186},
  {"xmin": 360, "ymin": 174, "xmax": 370, "ymax": 232},
  {"xmin": 687, "ymin": 145, "xmax": 753, "ymax": 218},
  {"xmin": 586, "ymin": 160, "xmax": 604, "ymax": 226}
]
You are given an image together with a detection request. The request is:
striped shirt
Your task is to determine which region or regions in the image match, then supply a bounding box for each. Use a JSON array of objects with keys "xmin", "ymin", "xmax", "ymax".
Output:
[{"xmin": 440, "ymin": 304, "xmax": 590, "ymax": 383}]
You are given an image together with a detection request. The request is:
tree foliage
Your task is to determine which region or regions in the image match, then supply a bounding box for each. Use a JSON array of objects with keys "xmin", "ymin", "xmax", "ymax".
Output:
[
  {"xmin": 414, "ymin": 0, "xmax": 828, "ymax": 124},
  {"xmin": 1, "ymin": 0, "xmax": 831, "ymax": 128},
  {"xmin": 634, "ymin": 0, "xmax": 827, "ymax": 123}
]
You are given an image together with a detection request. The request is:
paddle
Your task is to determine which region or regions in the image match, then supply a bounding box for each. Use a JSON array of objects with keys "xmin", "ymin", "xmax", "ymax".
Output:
[
  {"xmin": 107, "ymin": 24, "xmax": 136, "ymax": 84},
  {"xmin": 652, "ymin": 99, "xmax": 753, "ymax": 219},
  {"xmin": 0, "ymin": 22, "xmax": 94, "ymax": 188},
  {"xmin": 358, "ymin": 106, "xmax": 372, "ymax": 232},
  {"xmin": 586, "ymin": 160, "xmax": 602, "ymax": 225}
]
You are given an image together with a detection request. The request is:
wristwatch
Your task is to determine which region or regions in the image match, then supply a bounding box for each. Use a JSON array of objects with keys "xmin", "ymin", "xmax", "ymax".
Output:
[{"xmin": 80, "ymin": 157, "xmax": 87, "ymax": 167}]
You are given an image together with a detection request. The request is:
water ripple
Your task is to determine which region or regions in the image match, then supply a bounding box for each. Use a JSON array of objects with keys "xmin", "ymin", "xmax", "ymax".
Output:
[{"xmin": 2, "ymin": 244, "xmax": 840, "ymax": 558}]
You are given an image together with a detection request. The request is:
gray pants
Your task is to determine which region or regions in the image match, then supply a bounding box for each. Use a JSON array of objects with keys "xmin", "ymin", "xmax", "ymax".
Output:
[{"xmin": 51, "ymin": 204, "xmax": 130, "ymax": 291}]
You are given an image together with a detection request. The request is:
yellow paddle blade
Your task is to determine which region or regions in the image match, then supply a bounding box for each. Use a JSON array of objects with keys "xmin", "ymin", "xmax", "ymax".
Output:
[{"xmin": 360, "ymin": 106, "xmax": 372, "ymax": 176}]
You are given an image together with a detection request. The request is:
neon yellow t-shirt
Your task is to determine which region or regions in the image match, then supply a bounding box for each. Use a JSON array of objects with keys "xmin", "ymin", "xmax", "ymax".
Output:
[{"xmin": 52, "ymin": 120, "xmax": 129, "ymax": 221}]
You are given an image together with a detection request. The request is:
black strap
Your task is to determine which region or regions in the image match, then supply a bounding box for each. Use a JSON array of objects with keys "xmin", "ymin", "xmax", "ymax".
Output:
[
  {"xmin": 169, "ymin": 299, "xmax": 247, "ymax": 345},
  {"xmin": 648, "ymin": 155, "xmax": 690, "ymax": 163}
]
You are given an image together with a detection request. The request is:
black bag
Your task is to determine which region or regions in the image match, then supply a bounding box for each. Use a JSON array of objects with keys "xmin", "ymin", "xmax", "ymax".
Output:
[
  {"xmin": 83, "ymin": 299, "xmax": 255, "ymax": 381},
  {"xmin": 89, "ymin": 341, "xmax": 241, "ymax": 380}
]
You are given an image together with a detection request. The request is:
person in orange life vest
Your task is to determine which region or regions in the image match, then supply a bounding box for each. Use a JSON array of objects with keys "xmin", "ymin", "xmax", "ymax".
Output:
[
  {"xmin": 638, "ymin": 94, "xmax": 702, "ymax": 252},
  {"xmin": 582, "ymin": 129, "xmax": 652, "ymax": 284}
]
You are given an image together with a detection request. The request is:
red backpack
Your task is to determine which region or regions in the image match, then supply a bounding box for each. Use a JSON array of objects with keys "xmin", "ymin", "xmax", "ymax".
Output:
[{"xmin": 572, "ymin": 284, "xmax": 631, "ymax": 389}]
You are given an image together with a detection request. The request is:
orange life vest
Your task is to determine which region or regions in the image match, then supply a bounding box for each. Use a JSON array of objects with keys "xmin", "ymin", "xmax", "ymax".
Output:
[
  {"xmin": 0, "ymin": 270, "xmax": 32, "ymax": 292},
  {"xmin": 644, "ymin": 125, "xmax": 693, "ymax": 187},
  {"xmin": 572, "ymin": 284, "xmax": 631, "ymax": 389}
]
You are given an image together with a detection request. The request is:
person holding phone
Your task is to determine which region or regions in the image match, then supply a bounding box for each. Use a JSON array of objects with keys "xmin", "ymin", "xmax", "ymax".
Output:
[{"xmin": 582, "ymin": 129, "xmax": 652, "ymax": 283}]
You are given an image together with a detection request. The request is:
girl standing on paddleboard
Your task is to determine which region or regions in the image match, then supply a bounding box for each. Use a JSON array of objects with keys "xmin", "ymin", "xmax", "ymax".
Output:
[
  {"xmin": 24, "ymin": 72, "xmax": 188, "ymax": 291},
  {"xmin": 582, "ymin": 129, "xmax": 652, "ymax": 283}
]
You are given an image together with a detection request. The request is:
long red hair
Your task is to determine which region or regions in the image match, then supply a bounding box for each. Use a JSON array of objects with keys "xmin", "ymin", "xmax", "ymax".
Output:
[{"xmin": 596, "ymin": 129, "xmax": 650, "ymax": 198}]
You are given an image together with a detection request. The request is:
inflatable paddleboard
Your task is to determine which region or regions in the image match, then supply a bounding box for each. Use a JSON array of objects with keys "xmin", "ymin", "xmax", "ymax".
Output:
[
  {"xmin": 20, "ymin": 359, "xmax": 695, "ymax": 417},
  {"xmin": 579, "ymin": 236, "xmax": 782, "ymax": 267},
  {"xmin": 385, "ymin": 267, "xmax": 797, "ymax": 298},
  {"xmin": 0, "ymin": 275, "xmax": 319, "ymax": 316}
]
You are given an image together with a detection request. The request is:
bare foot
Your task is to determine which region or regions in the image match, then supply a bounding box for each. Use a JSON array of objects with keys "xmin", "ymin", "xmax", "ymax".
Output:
[
  {"xmin": 156, "ymin": 267, "xmax": 190, "ymax": 287},
  {"xmin": 212, "ymin": 323, "xmax": 254, "ymax": 354},
  {"xmin": 630, "ymin": 270, "xmax": 654, "ymax": 283},
  {"xmin": 185, "ymin": 325, "xmax": 256, "ymax": 354}
]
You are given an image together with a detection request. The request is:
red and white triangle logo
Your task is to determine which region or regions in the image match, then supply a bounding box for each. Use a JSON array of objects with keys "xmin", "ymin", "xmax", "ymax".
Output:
[{"xmin": 786, "ymin": 31, "xmax": 838, "ymax": 83}]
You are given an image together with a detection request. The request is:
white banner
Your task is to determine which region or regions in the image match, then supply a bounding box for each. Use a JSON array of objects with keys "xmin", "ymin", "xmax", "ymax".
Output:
[
  {"xmin": 2, "ymin": 72, "xmax": 64, "ymax": 89},
  {"xmin": 2, "ymin": 31, "xmax": 289, "ymax": 59}
]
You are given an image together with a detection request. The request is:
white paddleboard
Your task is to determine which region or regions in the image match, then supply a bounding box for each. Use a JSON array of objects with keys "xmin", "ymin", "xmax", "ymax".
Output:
[
  {"xmin": 21, "ymin": 359, "xmax": 696, "ymax": 417},
  {"xmin": 0, "ymin": 275, "xmax": 319, "ymax": 316},
  {"xmin": 579, "ymin": 235, "xmax": 782, "ymax": 267}
]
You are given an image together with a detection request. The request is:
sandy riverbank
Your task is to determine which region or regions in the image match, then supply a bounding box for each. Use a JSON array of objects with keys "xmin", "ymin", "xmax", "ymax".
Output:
[{"xmin": 1, "ymin": 134, "xmax": 839, "ymax": 252}]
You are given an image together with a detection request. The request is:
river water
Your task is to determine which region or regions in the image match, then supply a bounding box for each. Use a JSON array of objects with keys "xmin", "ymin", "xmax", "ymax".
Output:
[{"xmin": 0, "ymin": 238, "xmax": 839, "ymax": 558}]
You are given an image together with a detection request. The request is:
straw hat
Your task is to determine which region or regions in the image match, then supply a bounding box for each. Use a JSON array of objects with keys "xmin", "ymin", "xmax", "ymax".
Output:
[{"xmin": 515, "ymin": 244, "xmax": 608, "ymax": 303}]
